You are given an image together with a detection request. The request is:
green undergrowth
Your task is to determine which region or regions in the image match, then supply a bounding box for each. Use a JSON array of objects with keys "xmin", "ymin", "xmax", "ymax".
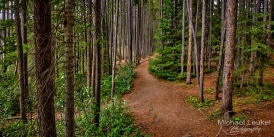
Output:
[
  {"xmin": 0, "ymin": 63, "xmax": 145, "ymax": 137},
  {"xmin": 0, "ymin": 73, "xmax": 20, "ymax": 117},
  {"xmin": 148, "ymin": 57, "xmax": 191, "ymax": 81},
  {"xmin": 186, "ymin": 95, "xmax": 214, "ymax": 108},
  {"xmin": 234, "ymin": 82, "xmax": 274, "ymax": 103}
]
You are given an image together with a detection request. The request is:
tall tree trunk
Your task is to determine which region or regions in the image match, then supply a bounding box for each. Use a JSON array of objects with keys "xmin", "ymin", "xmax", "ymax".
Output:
[
  {"xmin": 64, "ymin": 0, "xmax": 75, "ymax": 136},
  {"xmin": 186, "ymin": 0, "xmax": 193, "ymax": 85},
  {"xmin": 160, "ymin": 0, "xmax": 164, "ymax": 51},
  {"xmin": 111, "ymin": 0, "xmax": 119, "ymax": 101},
  {"xmin": 127, "ymin": 0, "xmax": 132, "ymax": 64},
  {"xmin": 101, "ymin": 0, "xmax": 107, "ymax": 74},
  {"xmin": 135, "ymin": 2, "xmax": 140, "ymax": 65},
  {"xmin": 269, "ymin": 0, "xmax": 273, "ymax": 55},
  {"xmin": 86, "ymin": 0, "xmax": 92, "ymax": 88},
  {"xmin": 93, "ymin": 0, "xmax": 101, "ymax": 126},
  {"xmin": 221, "ymin": 0, "xmax": 237, "ymax": 120},
  {"xmin": 21, "ymin": 0, "xmax": 29, "ymax": 122},
  {"xmin": 2, "ymin": 1, "xmax": 7, "ymax": 73},
  {"xmin": 199, "ymin": 0, "xmax": 206, "ymax": 103},
  {"xmin": 215, "ymin": 0, "xmax": 227, "ymax": 100},
  {"xmin": 208, "ymin": 0, "xmax": 213, "ymax": 71},
  {"xmin": 34, "ymin": 0, "xmax": 57, "ymax": 136},
  {"xmin": 258, "ymin": 0, "xmax": 267, "ymax": 86},
  {"xmin": 249, "ymin": 0, "xmax": 260, "ymax": 74},
  {"xmin": 181, "ymin": 0, "xmax": 186, "ymax": 75},
  {"xmin": 83, "ymin": 0, "xmax": 87, "ymax": 74},
  {"xmin": 15, "ymin": 0, "xmax": 27, "ymax": 122},
  {"xmin": 173, "ymin": 0, "xmax": 177, "ymax": 48}
]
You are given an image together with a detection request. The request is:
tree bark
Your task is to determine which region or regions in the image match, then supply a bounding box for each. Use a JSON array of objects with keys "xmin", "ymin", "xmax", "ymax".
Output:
[
  {"xmin": 127, "ymin": 0, "xmax": 133, "ymax": 64},
  {"xmin": 15, "ymin": 0, "xmax": 27, "ymax": 122},
  {"xmin": 64, "ymin": 0, "xmax": 75, "ymax": 136},
  {"xmin": 269, "ymin": 0, "xmax": 273, "ymax": 55},
  {"xmin": 1, "ymin": 1, "xmax": 6, "ymax": 73},
  {"xmin": 86, "ymin": 0, "xmax": 92, "ymax": 88},
  {"xmin": 208, "ymin": 0, "xmax": 213, "ymax": 71},
  {"xmin": 215, "ymin": 0, "xmax": 227, "ymax": 100},
  {"xmin": 199, "ymin": 0, "xmax": 206, "ymax": 103},
  {"xmin": 93, "ymin": 0, "xmax": 101, "ymax": 126},
  {"xmin": 258, "ymin": 0, "xmax": 267, "ymax": 86},
  {"xmin": 21, "ymin": 0, "xmax": 29, "ymax": 115},
  {"xmin": 186, "ymin": 0, "xmax": 193, "ymax": 85},
  {"xmin": 181, "ymin": 0, "xmax": 186, "ymax": 75},
  {"xmin": 249, "ymin": 0, "xmax": 260, "ymax": 74},
  {"xmin": 111, "ymin": 0, "xmax": 119, "ymax": 101},
  {"xmin": 221, "ymin": 0, "xmax": 237, "ymax": 120},
  {"xmin": 34, "ymin": 0, "xmax": 57, "ymax": 136}
]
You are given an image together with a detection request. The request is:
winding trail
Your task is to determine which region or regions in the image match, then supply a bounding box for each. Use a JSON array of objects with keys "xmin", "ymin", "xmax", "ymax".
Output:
[{"xmin": 122, "ymin": 59, "xmax": 219, "ymax": 137}]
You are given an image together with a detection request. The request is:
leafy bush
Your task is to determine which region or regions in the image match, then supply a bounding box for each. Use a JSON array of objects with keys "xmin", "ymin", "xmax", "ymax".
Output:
[
  {"xmin": 0, "ymin": 121, "xmax": 38, "ymax": 137},
  {"xmin": 101, "ymin": 63, "xmax": 136, "ymax": 100},
  {"xmin": 186, "ymin": 95, "xmax": 214, "ymax": 108},
  {"xmin": 0, "ymin": 73, "xmax": 20, "ymax": 117},
  {"xmin": 0, "ymin": 63, "xmax": 140, "ymax": 137},
  {"xmin": 149, "ymin": 57, "xmax": 183, "ymax": 81},
  {"xmin": 75, "ymin": 99, "xmax": 142, "ymax": 137}
]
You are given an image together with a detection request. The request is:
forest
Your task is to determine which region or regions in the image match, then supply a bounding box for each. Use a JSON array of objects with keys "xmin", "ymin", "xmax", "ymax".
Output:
[{"xmin": 0, "ymin": 0, "xmax": 273, "ymax": 136}]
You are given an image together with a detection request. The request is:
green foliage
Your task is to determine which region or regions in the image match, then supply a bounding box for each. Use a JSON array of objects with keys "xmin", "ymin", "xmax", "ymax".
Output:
[
  {"xmin": 234, "ymin": 82, "xmax": 274, "ymax": 102},
  {"xmin": 101, "ymin": 63, "xmax": 136, "ymax": 100},
  {"xmin": 206, "ymin": 109, "xmax": 221, "ymax": 121},
  {"xmin": 0, "ymin": 64, "xmax": 139, "ymax": 137},
  {"xmin": 0, "ymin": 73, "xmax": 20, "ymax": 117},
  {"xmin": 150, "ymin": 0, "xmax": 184, "ymax": 81},
  {"xmin": 186, "ymin": 95, "xmax": 214, "ymax": 108},
  {"xmin": 0, "ymin": 121, "xmax": 38, "ymax": 137},
  {"xmin": 75, "ymin": 99, "xmax": 141, "ymax": 137}
]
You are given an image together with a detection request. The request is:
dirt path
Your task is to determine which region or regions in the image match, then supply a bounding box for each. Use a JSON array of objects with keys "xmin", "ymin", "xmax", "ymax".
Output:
[{"xmin": 122, "ymin": 60, "xmax": 220, "ymax": 137}]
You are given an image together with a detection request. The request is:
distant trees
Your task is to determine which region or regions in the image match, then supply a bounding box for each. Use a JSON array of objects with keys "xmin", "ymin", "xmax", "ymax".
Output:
[
  {"xmin": 0, "ymin": 0, "xmax": 156, "ymax": 136},
  {"xmin": 150, "ymin": 0, "xmax": 274, "ymax": 119},
  {"xmin": 1, "ymin": 0, "xmax": 274, "ymax": 135}
]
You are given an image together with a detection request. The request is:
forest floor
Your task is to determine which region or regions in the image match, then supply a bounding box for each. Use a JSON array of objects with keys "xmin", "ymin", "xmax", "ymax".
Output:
[{"xmin": 122, "ymin": 59, "xmax": 274, "ymax": 137}]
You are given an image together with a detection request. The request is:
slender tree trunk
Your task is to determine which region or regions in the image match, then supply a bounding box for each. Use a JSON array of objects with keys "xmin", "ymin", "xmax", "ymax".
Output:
[
  {"xmin": 110, "ymin": 0, "xmax": 114, "ymax": 71},
  {"xmin": 111, "ymin": 0, "xmax": 119, "ymax": 101},
  {"xmin": 258, "ymin": 0, "xmax": 267, "ymax": 86},
  {"xmin": 34, "ymin": 0, "xmax": 57, "ymax": 136},
  {"xmin": 181, "ymin": 0, "xmax": 186, "ymax": 75},
  {"xmin": 221, "ymin": 0, "xmax": 237, "ymax": 120},
  {"xmin": 173, "ymin": 0, "xmax": 177, "ymax": 48},
  {"xmin": 269, "ymin": 0, "xmax": 273, "ymax": 54},
  {"xmin": 93, "ymin": 0, "xmax": 101, "ymax": 126},
  {"xmin": 199, "ymin": 0, "xmax": 206, "ymax": 103},
  {"xmin": 15, "ymin": 0, "xmax": 27, "ymax": 122},
  {"xmin": 21, "ymin": 0, "xmax": 29, "ymax": 122},
  {"xmin": 215, "ymin": 0, "xmax": 227, "ymax": 100},
  {"xmin": 208, "ymin": 0, "xmax": 213, "ymax": 71},
  {"xmin": 1, "ymin": 1, "xmax": 6, "ymax": 73},
  {"xmin": 249, "ymin": 0, "xmax": 260, "ymax": 74},
  {"xmin": 83, "ymin": 0, "xmax": 87, "ymax": 74},
  {"xmin": 127, "ymin": 0, "xmax": 132, "ymax": 64},
  {"xmin": 160, "ymin": 0, "xmax": 164, "ymax": 51},
  {"xmin": 186, "ymin": 0, "xmax": 193, "ymax": 85},
  {"xmin": 86, "ymin": 0, "xmax": 92, "ymax": 88},
  {"xmin": 64, "ymin": 0, "xmax": 75, "ymax": 136}
]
